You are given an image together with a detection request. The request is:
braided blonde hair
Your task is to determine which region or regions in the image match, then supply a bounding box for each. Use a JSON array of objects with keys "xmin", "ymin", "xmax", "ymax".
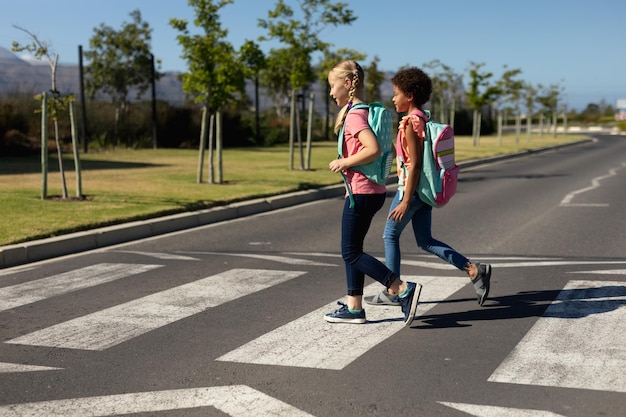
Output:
[{"xmin": 330, "ymin": 60, "xmax": 365, "ymax": 133}]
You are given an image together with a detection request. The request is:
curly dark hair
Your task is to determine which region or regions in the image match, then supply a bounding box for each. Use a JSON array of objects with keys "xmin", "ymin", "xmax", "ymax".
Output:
[{"xmin": 391, "ymin": 67, "xmax": 432, "ymax": 107}]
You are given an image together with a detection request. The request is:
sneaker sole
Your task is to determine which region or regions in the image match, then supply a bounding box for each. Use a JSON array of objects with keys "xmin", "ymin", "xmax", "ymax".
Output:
[
  {"xmin": 404, "ymin": 283, "xmax": 422, "ymax": 326},
  {"xmin": 324, "ymin": 316, "xmax": 366, "ymax": 324}
]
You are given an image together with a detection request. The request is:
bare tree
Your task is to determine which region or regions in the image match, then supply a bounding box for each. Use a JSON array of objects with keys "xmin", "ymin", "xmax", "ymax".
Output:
[{"xmin": 12, "ymin": 26, "xmax": 71, "ymax": 199}]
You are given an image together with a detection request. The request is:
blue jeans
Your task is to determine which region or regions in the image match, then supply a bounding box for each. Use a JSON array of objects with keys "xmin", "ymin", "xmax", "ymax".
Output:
[
  {"xmin": 383, "ymin": 190, "xmax": 469, "ymax": 275},
  {"xmin": 341, "ymin": 193, "xmax": 397, "ymax": 296}
]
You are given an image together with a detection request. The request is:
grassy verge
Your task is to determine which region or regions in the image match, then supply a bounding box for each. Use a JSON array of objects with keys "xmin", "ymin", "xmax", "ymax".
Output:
[{"xmin": 0, "ymin": 133, "xmax": 588, "ymax": 246}]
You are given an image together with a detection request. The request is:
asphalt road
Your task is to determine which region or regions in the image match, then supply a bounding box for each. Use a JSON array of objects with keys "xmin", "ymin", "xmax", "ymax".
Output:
[{"xmin": 0, "ymin": 134, "xmax": 625, "ymax": 416}]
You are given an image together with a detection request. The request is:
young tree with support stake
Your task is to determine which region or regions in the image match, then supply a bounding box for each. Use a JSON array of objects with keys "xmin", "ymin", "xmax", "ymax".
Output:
[
  {"xmin": 170, "ymin": 0, "xmax": 246, "ymax": 185},
  {"xmin": 12, "ymin": 26, "xmax": 82, "ymax": 200},
  {"xmin": 467, "ymin": 61, "xmax": 500, "ymax": 146},
  {"xmin": 258, "ymin": 0, "xmax": 356, "ymax": 170}
]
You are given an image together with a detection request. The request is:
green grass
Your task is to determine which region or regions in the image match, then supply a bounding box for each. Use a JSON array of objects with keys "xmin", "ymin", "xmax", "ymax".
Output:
[{"xmin": 0, "ymin": 133, "xmax": 588, "ymax": 246}]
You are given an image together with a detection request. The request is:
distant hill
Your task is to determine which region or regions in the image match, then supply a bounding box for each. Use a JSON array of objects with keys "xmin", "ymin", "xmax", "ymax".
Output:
[
  {"xmin": 0, "ymin": 45, "xmax": 393, "ymax": 110},
  {"xmin": 0, "ymin": 46, "xmax": 187, "ymax": 104}
]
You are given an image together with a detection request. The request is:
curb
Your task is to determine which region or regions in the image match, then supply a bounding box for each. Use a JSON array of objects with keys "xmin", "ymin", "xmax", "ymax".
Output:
[
  {"xmin": 0, "ymin": 185, "xmax": 346, "ymax": 269},
  {"xmin": 0, "ymin": 138, "xmax": 592, "ymax": 269}
]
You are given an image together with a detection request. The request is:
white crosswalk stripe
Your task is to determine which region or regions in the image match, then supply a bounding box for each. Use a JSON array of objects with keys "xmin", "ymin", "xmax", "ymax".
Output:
[
  {"xmin": 439, "ymin": 402, "xmax": 568, "ymax": 417},
  {"xmin": 0, "ymin": 385, "xmax": 315, "ymax": 417},
  {"xmin": 217, "ymin": 275, "xmax": 467, "ymax": 370},
  {"xmin": 488, "ymin": 280, "xmax": 626, "ymax": 393},
  {"xmin": 6, "ymin": 268, "xmax": 305, "ymax": 351},
  {"xmin": 0, "ymin": 362, "xmax": 62, "ymax": 373},
  {"xmin": 0, "ymin": 263, "xmax": 162, "ymax": 312}
]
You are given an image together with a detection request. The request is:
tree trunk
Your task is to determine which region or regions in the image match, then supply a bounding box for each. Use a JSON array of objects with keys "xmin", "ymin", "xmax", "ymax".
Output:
[
  {"xmin": 53, "ymin": 119, "xmax": 68, "ymax": 199},
  {"xmin": 208, "ymin": 113, "xmax": 215, "ymax": 184},
  {"xmin": 217, "ymin": 110, "xmax": 223, "ymax": 184},
  {"xmin": 305, "ymin": 92, "xmax": 314, "ymax": 170},
  {"xmin": 69, "ymin": 101, "xmax": 82, "ymax": 198},
  {"xmin": 41, "ymin": 92, "xmax": 48, "ymax": 199},
  {"xmin": 196, "ymin": 106, "xmax": 208, "ymax": 183},
  {"xmin": 289, "ymin": 91, "xmax": 296, "ymax": 170},
  {"xmin": 497, "ymin": 111, "xmax": 503, "ymax": 146},
  {"xmin": 472, "ymin": 109, "xmax": 480, "ymax": 146},
  {"xmin": 295, "ymin": 94, "xmax": 304, "ymax": 170}
]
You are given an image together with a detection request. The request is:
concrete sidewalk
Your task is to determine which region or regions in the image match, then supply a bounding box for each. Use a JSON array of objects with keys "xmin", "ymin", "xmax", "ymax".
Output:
[{"xmin": 0, "ymin": 139, "xmax": 592, "ymax": 269}]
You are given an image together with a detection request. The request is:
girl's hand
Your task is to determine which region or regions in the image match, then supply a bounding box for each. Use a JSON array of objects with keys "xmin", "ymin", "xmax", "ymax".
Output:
[
  {"xmin": 329, "ymin": 158, "xmax": 347, "ymax": 173},
  {"xmin": 388, "ymin": 200, "xmax": 409, "ymax": 222}
]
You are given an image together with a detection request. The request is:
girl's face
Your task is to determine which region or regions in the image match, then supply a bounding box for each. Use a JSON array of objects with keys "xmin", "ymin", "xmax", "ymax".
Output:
[
  {"xmin": 328, "ymin": 71, "xmax": 350, "ymax": 107},
  {"xmin": 392, "ymin": 85, "xmax": 412, "ymax": 113}
]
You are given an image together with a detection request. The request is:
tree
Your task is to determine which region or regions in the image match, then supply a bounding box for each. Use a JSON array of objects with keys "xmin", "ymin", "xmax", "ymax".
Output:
[
  {"xmin": 261, "ymin": 48, "xmax": 294, "ymax": 119},
  {"xmin": 365, "ymin": 56, "xmax": 385, "ymax": 103},
  {"xmin": 495, "ymin": 66, "xmax": 523, "ymax": 145},
  {"xmin": 239, "ymin": 40, "xmax": 266, "ymax": 144},
  {"xmin": 537, "ymin": 83, "xmax": 563, "ymax": 138},
  {"xmin": 84, "ymin": 10, "xmax": 159, "ymax": 145},
  {"xmin": 12, "ymin": 26, "xmax": 74, "ymax": 200},
  {"xmin": 258, "ymin": 0, "xmax": 356, "ymax": 170},
  {"xmin": 523, "ymin": 82, "xmax": 537, "ymax": 142},
  {"xmin": 423, "ymin": 60, "xmax": 462, "ymax": 127},
  {"xmin": 466, "ymin": 62, "xmax": 500, "ymax": 146},
  {"xmin": 170, "ymin": 0, "xmax": 246, "ymax": 184}
]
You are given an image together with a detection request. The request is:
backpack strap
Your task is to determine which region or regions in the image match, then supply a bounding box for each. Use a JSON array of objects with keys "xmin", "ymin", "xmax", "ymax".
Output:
[
  {"xmin": 397, "ymin": 109, "xmax": 430, "ymax": 160},
  {"xmin": 337, "ymin": 102, "xmax": 369, "ymax": 208}
]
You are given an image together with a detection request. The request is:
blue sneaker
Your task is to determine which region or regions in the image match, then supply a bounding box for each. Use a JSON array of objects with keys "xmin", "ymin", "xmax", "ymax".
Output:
[
  {"xmin": 324, "ymin": 302, "xmax": 366, "ymax": 324},
  {"xmin": 399, "ymin": 282, "xmax": 421, "ymax": 326}
]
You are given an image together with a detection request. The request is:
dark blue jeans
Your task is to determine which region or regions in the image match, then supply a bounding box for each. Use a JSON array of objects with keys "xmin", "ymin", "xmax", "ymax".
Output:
[{"xmin": 341, "ymin": 193, "xmax": 397, "ymax": 296}]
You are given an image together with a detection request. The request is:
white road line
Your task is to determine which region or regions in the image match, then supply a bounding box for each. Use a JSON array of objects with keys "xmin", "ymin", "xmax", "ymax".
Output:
[
  {"xmin": 560, "ymin": 162, "xmax": 626, "ymax": 206},
  {"xmin": 439, "ymin": 402, "xmax": 568, "ymax": 417},
  {"xmin": 0, "ymin": 362, "xmax": 62, "ymax": 373},
  {"xmin": 400, "ymin": 259, "xmax": 457, "ymax": 270},
  {"xmin": 6, "ymin": 268, "xmax": 304, "ymax": 351},
  {"xmin": 490, "ymin": 260, "xmax": 626, "ymax": 268},
  {"xmin": 217, "ymin": 275, "xmax": 467, "ymax": 370},
  {"xmin": 571, "ymin": 269, "xmax": 626, "ymax": 275},
  {"xmin": 181, "ymin": 251, "xmax": 338, "ymax": 266},
  {"xmin": 488, "ymin": 280, "xmax": 626, "ymax": 393},
  {"xmin": 0, "ymin": 385, "xmax": 315, "ymax": 417},
  {"xmin": 0, "ymin": 263, "xmax": 162, "ymax": 312},
  {"xmin": 115, "ymin": 251, "xmax": 200, "ymax": 260},
  {"xmin": 0, "ymin": 266, "xmax": 37, "ymax": 277}
]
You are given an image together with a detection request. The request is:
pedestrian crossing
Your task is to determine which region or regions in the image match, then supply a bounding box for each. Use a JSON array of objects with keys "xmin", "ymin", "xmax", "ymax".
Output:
[
  {"xmin": 217, "ymin": 275, "xmax": 466, "ymax": 370},
  {"xmin": 6, "ymin": 267, "xmax": 305, "ymax": 351},
  {"xmin": 0, "ymin": 263, "xmax": 162, "ymax": 312},
  {"xmin": 1, "ymin": 254, "xmax": 625, "ymax": 416}
]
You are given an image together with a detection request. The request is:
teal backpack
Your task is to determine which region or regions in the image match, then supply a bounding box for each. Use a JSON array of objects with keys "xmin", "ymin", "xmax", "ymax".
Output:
[
  {"xmin": 398, "ymin": 109, "xmax": 458, "ymax": 208},
  {"xmin": 338, "ymin": 102, "xmax": 395, "ymax": 207}
]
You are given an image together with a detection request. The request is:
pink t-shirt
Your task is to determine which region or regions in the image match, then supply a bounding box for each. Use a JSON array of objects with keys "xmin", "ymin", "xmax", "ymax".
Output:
[{"xmin": 340, "ymin": 108, "xmax": 387, "ymax": 196}]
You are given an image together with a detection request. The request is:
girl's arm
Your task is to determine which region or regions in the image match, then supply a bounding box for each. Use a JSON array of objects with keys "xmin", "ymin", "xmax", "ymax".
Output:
[
  {"xmin": 388, "ymin": 117, "xmax": 423, "ymax": 221},
  {"xmin": 329, "ymin": 127, "xmax": 381, "ymax": 173}
]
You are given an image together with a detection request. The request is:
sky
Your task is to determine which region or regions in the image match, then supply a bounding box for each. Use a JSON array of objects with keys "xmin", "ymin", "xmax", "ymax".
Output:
[{"xmin": 1, "ymin": 0, "xmax": 625, "ymax": 111}]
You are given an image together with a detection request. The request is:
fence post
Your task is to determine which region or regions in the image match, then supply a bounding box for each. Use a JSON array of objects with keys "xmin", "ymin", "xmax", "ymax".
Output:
[
  {"xmin": 41, "ymin": 92, "xmax": 48, "ymax": 199},
  {"xmin": 69, "ymin": 100, "xmax": 83, "ymax": 198}
]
